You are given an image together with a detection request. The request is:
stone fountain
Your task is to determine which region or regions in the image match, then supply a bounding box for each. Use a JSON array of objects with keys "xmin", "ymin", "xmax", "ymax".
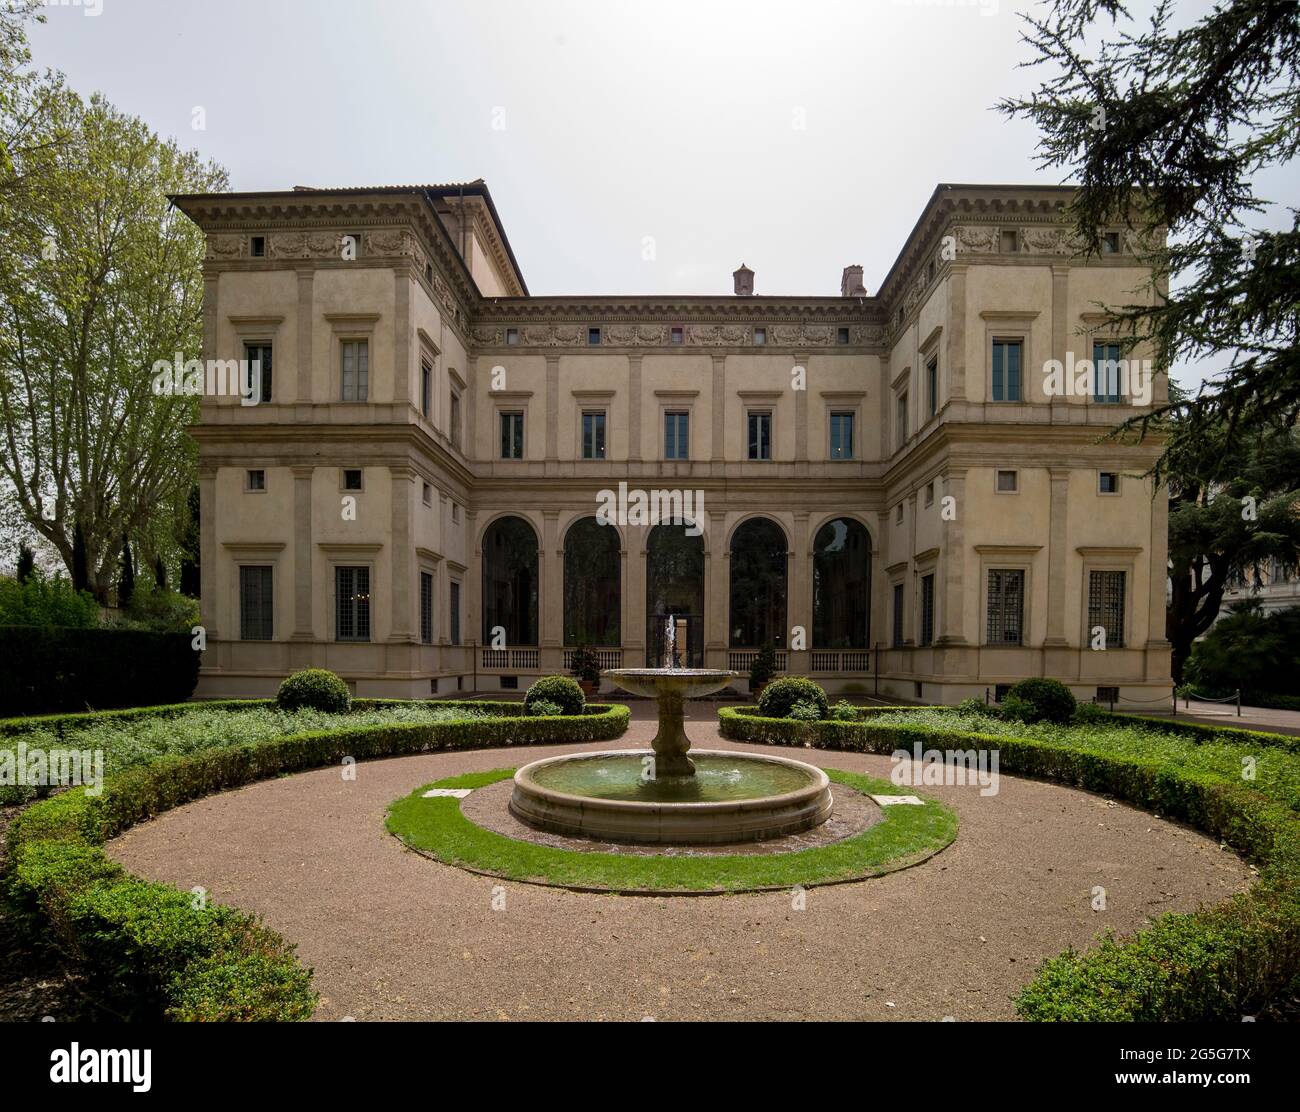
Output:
[{"xmin": 508, "ymin": 618, "xmax": 834, "ymax": 845}]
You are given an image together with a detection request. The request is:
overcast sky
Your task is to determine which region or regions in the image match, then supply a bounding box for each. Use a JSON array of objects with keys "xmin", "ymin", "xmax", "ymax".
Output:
[{"xmin": 29, "ymin": 0, "xmax": 1296, "ymax": 387}]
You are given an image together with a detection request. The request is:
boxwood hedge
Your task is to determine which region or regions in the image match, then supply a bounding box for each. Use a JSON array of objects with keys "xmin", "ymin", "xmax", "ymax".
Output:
[
  {"xmin": 4, "ymin": 700, "xmax": 630, "ymax": 1021},
  {"xmin": 719, "ymin": 705, "xmax": 1300, "ymax": 1021}
]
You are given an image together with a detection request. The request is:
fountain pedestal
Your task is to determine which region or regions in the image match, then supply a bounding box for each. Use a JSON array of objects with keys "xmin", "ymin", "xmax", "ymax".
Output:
[{"xmin": 649, "ymin": 685, "xmax": 694, "ymax": 777}]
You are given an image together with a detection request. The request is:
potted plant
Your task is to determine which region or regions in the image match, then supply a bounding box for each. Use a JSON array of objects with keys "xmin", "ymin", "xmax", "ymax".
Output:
[
  {"xmin": 569, "ymin": 644, "xmax": 601, "ymax": 699},
  {"xmin": 748, "ymin": 643, "xmax": 778, "ymax": 702}
]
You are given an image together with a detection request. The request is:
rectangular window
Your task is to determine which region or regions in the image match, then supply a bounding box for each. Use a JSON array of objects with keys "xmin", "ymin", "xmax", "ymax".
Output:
[
  {"xmin": 829, "ymin": 412, "xmax": 854, "ymax": 460},
  {"xmin": 753, "ymin": 327, "xmax": 766, "ymax": 345},
  {"xmin": 335, "ymin": 565, "xmax": 371, "ymax": 642},
  {"xmin": 505, "ymin": 328, "xmax": 519, "ymax": 345},
  {"xmin": 1093, "ymin": 341, "xmax": 1123, "ymax": 403},
  {"xmin": 747, "ymin": 411, "xmax": 772, "ymax": 460},
  {"xmin": 665, "ymin": 411, "xmax": 689, "ymax": 460},
  {"xmin": 926, "ymin": 356, "xmax": 938, "ymax": 417},
  {"xmin": 1000, "ymin": 229, "xmax": 1018, "ymax": 253},
  {"xmin": 670, "ymin": 326, "xmax": 683, "ymax": 344},
  {"xmin": 250, "ymin": 235, "xmax": 266, "ymax": 258},
  {"xmin": 500, "ymin": 411, "xmax": 524, "ymax": 459},
  {"xmin": 837, "ymin": 327, "xmax": 850, "ymax": 345},
  {"xmin": 449, "ymin": 581, "xmax": 461, "ymax": 645},
  {"xmin": 246, "ymin": 469, "xmax": 266, "ymax": 492},
  {"xmin": 896, "ymin": 392, "xmax": 908, "ymax": 446},
  {"xmin": 1088, "ymin": 570, "xmax": 1126, "ymax": 648},
  {"xmin": 422, "ymin": 481, "xmax": 432, "ymax": 506},
  {"xmin": 1099, "ymin": 471, "xmax": 1119, "ymax": 494},
  {"xmin": 919, "ymin": 574, "xmax": 935, "ymax": 647},
  {"xmin": 341, "ymin": 339, "xmax": 369, "ymax": 401},
  {"xmin": 582, "ymin": 411, "xmax": 607, "ymax": 459},
  {"xmin": 449, "ymin": 391, "xmax": 462, "ymax": 449},
  {"xmin": 239, "ymin": 566, "xmax": 273, "ymax": 641},
  {"xmin": 587, "ymin": 327, "xmax": 601, "ymax": 345},
  {"xmin": 451, "ymin": 501, "xmax": 461, "ymax": 523},
  {"xmin": 1102, "ymin": 231, "xmax": 1120, "ymax": 255},
  {"xmin": 342, "ymin": 468, "xmax": 363, "ymax": 491},
  {"xmin": 419, "ymin": 571, "xmax": 434, "ymax": 644},
  {"xmin": 892, "ymin": 583, "xmax": 905, "ymax": 648},
  {"xmin": 420, "ymin": 359, "xmax": 432, "ymax": 418},
  {"xmin": 986, "ymin": 568, "xmax": 1025, "ymax": 644},
  {"xmin": 245, "ymin": 343, "xmax": 272, "ymax": 404},
  {"xmin": 991, "ymin": 339, "xmax": 1022, "ymax": 402},
  {"xmin": 996, "ymin": 469, "xmax": 1018, "ymax": 493},
  {"xmin": 924, "ymin": 481, "xmax": 934, "ymax": 506}
]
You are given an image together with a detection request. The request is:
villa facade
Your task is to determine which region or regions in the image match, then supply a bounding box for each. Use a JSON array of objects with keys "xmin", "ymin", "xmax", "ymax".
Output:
[{"xmin": 172, "ymin": 181, "xmax": 1172, "ymax": 703}]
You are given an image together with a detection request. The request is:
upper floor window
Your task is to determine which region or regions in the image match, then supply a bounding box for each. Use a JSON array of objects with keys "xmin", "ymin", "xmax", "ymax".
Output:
[
  {"xmin": 420, "ymin": 358, "xmax": 432, "ymax": 418},
  {"xmin": 250, "ymin": 235, "xmax": 266, "ymax": 258},
  {"xmin": 829, "ymin": 412, "xmax": 854, "ymax": 460},
  {"xmin": 670, "ymin": 326, "xmax": 683, "ymax": 344},
  {"xmin": 996, "ymin": 469, "xmax": 1018, "ymax": 493},
  {"xmin": 891, "ymin": 583, "xmax": 905, "ymax": 648},
  {"xmin": 587, "ymin": 327, "xmax": 601, "ymax": 345},
  {"xmin": 342, "ymin": 468, "xmax": 363, "ymax": 491},
  {"xmin": 926, "ymin": 355, "xmax": 938, "ymax": 417},
  {"xmin": 986, "ymin": 569, "xmax": 1024, "ymax": 644},
  {"xmin": 664, "ymin": 411, "xmax": 689, "ymax": 460},
  {"xmin": 747, "ymin": 411, "xmax": 772, "ymax": 461},
  {"xmin": 919, "ymin": 574, "xmax": 935, "ymax": 647},
  {"xmin": 1000, "ymin": 229, "xmax": 1018, "ymax": 253},
  {"xmin": 341, "ymin": 339, "xmax": 369, "ymax": 401},
  {"xmin": 753, "ymin": 327, "xmax": 767, "ymax": 345},
  {"xmin": 991, "ymin": 339, "xmax": 1021, "ymax": 402},
  {"xmin": 420, "ymin": 571, "xmax": 434, "ymax": 644},
  {"xmin": 1102, "ymin": 231, "xmax": 1121, "ymax": 255},
  {"xmin": 449, "ymin": 390, "xmax": 462, "ymax": 450},
  {"xmin": 1093, "ymin": 341, "xmax": 1123, "ymax": 403},
  {"xmin": 335, "ymin": 565, "xmax": 371, "ymax": 642},
  {"xmin": 245, "ymin": 343, "xmax": 272, "ymax": 404},
  {"xmin": 449, "ymin": 581, "xmax": 461, "ymax": 645},
  {"xmin": 896, "ymin": 391, "xmax": 908, "ymax": 448},
  {"xmin": 506, "ymin": 328, "xmax": 519, "ymax": 345},
  {"xmin": 1088, "ymin": 570, "xmax": 1126, "ymax": 648},
  {"xmin": 246, "ymin": 469, "xmax": 266, "ymax": 492},
  {"xmin": 1099, "ymin": 470, "xmax": 1120, "ymax": 494},
  {"xmin": 837, "ymin": 327, "xmax": 850, "ymax": 345},
  {"xmin": 500, "ymin": 411, "xmax": 525, "ymax": 460},
  {"xmin": 239, "ymin": 566, "xmax": 273, "ymax": 641},
  {"xmin": 582, "ymin": 410, "xmax": 607, "ymax": 459}
]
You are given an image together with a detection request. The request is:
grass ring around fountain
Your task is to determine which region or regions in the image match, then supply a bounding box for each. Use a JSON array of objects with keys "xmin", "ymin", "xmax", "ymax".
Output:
[{"xmin": 386, "ymin": 767, "xmax": 958, "ymax": 894}]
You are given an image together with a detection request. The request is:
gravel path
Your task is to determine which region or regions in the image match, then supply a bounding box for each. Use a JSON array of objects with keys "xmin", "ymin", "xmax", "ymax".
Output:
[{"xmin": 107, "ymin": 712, "xmax": 1253, "ymax": 1021}]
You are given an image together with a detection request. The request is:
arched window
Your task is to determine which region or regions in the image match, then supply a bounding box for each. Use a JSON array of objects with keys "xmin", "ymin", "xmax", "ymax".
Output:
[
  {"xmin": 481, "ymin": 516, "xmax": 538, "ymax": 646},
  {"xmin": 563, "ymin": 517, "xmax": 621, "ymax": 646},
  {"xmin": 646, "ymin": 521, "xmax": 704, "ymax": 665},
  {"xmin": 812, "ymin": 517, "xmax": 871, "ymax": 648},
  {"xmin": 729, "ymin": 518, "xmax": 788, "ymax": 647}
]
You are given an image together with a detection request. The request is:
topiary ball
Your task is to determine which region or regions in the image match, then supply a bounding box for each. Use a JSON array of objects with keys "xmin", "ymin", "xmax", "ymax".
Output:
[
  {"xmin": 524, "ymin": 674, "xmax": 586, "ymax": 716},
  {"xmin": 758, "ymin": 676, "xmax": 829, "ymax": 720},
  {"xmin": 1005, "ymin": 677, "xmax": 1076, "ymax": 724},
  {"xmin": 276, "ymin": 668, "xmax": 351, "ymax": 713}
]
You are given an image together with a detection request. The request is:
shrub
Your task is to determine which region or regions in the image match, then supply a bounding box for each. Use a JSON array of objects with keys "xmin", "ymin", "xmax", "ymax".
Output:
[
  {"xmin": 567, "ymin": 645, "xmax": 601, "ymax": 685},
  {"xmin": 1073, "ymin": 701, "xmax": 1111, "ymax": 725},
  {"xmin": 830, "ymin": 699, "xmax": 860, "ymax": 722},
  {"xmin": 528, "ymin": 699, "xmax": 564, "ymax": 717},
  {"xmin": 0, "ymin": 573, "xmax": 99, "ymax": 628},
  {"xmin": 788, "ymin": 699, "xmax": 822, "ymax": 722},
  {"xmin": 999, "ymin": 693, "xmax": 1036, "ymax": 723},
  {"xmin": 1005, "ymin": 677, "xmax": 1077, "ymax": 724},
  {"xmin": 524, "ymin": 675, "xmax": 585, "ymax": 716},
  {"xmin": 749, "ymin": 643, "xmax": 779, "ymax": 689},
  {"xmin": 276, "ymin": 669, "xmax": 351, "ymax": 713},
  {"xmin": 956, "ymin": 696, "xmax": 996, "ymax": 717},
  {"xmin": 1186, "ymin": 601, "xmax": 1300, "ymax": 697},
  {"xmin": 110, "ymin": 582, "xmax": 200, "ymax": 633},
  {"xmin": 0, "ymin": 627, "xmax": 200, "ymax": 715},
  {"xmin": 758, "ymin": 676, "xmax": 828, "ymax": 720}
]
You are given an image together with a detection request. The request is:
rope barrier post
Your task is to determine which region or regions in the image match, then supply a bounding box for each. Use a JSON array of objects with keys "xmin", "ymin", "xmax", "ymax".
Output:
[
  {"xmin": 1172, "ymin": 688, "xmax": 1177, "ymax": 717},
  {"xmin": 985, "ymin": 686, "xmax": 990, "ymax": 706},
  {"xmin": 1110, "ymin": 689, "xmax": 1116, "ymax": 713},
  {"xmin": 1237, "ymin": 688, "xmax": 1242, "ymax": 717}
]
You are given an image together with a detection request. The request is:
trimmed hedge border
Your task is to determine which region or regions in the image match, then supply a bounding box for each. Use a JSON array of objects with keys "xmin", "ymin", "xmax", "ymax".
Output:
[
  {"xmin": 719, "ymin": 705, "xmax": 1300, "ymax": 1021},
  {"xmin": 4, "ymin": 700, "xmax": 630, "ymax": 1021}
]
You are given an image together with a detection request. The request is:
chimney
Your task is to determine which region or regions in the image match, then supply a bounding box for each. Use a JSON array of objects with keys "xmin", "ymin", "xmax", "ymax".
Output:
[
  {"xmin": 733, "ymin": 263, "xmax": 754, "ymax": 296},
  {"xmin": 841, "ymin": 264, "xmax": 867, "ymax": 297}
]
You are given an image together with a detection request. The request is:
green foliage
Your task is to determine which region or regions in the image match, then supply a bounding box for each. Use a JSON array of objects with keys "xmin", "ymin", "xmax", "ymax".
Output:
[
  {"xmin": 956, "ymin": 696, "xmax": 996, "ymax": 717},
  {"xmin": 787, "ymin": 699, "xmax": 823, "ymax": 723},
  {"xmin": 524, "ymin": 674, "xmax": 585, "ymax": 715},
  {"xmin": 106, "ymin": 580, "xmax": 198, "ymax": 633},
  {"xmin": 1072, "ymin": 701, "xmax": 1111, "ymax": 726},
  {"xmin": 4, "ymin": 699, "xmax": 631, "ymax": 1020},
  {"xmin": 719, "ymin": 702, "xmax": 1300, "ymax": 1021},
  {"xmin": 830, "ymin": 699, "xmax": 860, "ymax": 722},
  {"xmin": 15, "ymin": 543, "xmax": 34, "ymax": 582},
  {"xmin": 749, "ymin": 643, "xmax": 778, "ymax": 688},
  {"xmin": 528, "ymin": 699, "xmax": 564, "ymax": 717},
  {"xmin": 0, "ymin": 571, "xmax": 98, "ymax": 627},
  {"xmin": 1187, "ymin": 603, "xmax": 1300, "ymax": 696},
  {"xmin": 1005, "ymin": 678, "xmax": 1077, "ymax": 724},
  {"xmin": 567, "ymin": 645, "xmax": 601, "ymax": 684},
  {"xmin": 276, "ymin": 669, "xmax": 351, "ymax": 714},
  {"xmin": 0, "ymin": 626, "xmax": 199, "ymax": 715},
  {"xmin": 758, "ymin": 676, "xmax": 828, "ymax": 720}
]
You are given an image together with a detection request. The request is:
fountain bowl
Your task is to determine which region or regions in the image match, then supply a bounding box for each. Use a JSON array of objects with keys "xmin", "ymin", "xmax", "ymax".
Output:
[
  {"xmin": 509, "ymin": 749, "xmax": 834, "ymax": 845},
  {"xmin": 601, "ymin": 667, "xmax": 737, "ymax": 700}
]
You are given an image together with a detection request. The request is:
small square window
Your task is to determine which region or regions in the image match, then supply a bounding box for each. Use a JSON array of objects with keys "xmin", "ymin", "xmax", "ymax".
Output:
[
  {"xmin": 924, "ymin": 481, "xmax": 934, "ymax": 506},
  {"xmin": 837, "ymin": 327, "xmax": 850, "ymax": 345},
  {"xmin": 670, "ymin": 326, "xmax": 683, "ymax": 344},
  {"xmin": 247, "ymin": 469, "xmax": 266, "ymax": 491},
  {"xmin": 451, "ymin": 501, "xmax": 461, "ymax": 523},
  {"xmin": 344, "ymin": 232, "xmax": 362, "ymax": 258},
  {"xmin": 500, "ymin": 675, "xmax": 518, "ymax": 690},
  {"xmin": 587, "ymin": 327, "xmax": 601, "ymax": 345},
  {"xmin": 506, "ymin": 328, "xmax": 519, "ymax": 345},
  {"xmin": 895, "ymin": 503, "xmax": 904, "ymax": 524},
  {"xmin": 342, "ymin": 468, "xmax": 363, "ymax": 491},
  {"xmin": 1000, "ymin": 229, "xmax": 1018, "ymax": 253},
  {"xmin": 1096, "ymin": 686, "xmax": 1119, "ymax": 705},
  {"xmin": 1102, "ymin": 231, "xmax": 1121, "ymax": 254},
  {"xmin": 250, "ymin": 235, "xmax": 266, "ymax": 258},
  {"xmin": 753, "ymin": 327, "xmax": 766, "ymax": 345},
  {"xmin": 424, "ymin": 262, "xmax": 433, "ymax": 283},
  {"xmin": 422, "ymin": 482, "xmax": 432, "ymax": 506},
  {"xmin": 996, "ymin": 469, "xmax": 1018, "ymax": 493},
  {"xmin": 1099, "ymin": 471, "xmax": 1119, "ymax": 494}
]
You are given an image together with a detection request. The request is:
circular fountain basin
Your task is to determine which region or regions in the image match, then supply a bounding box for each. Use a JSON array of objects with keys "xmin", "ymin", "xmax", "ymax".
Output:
[
  {"xmin": 601, "ymin": 668, "xmax": 737, "ymax": 700},
  {"xmin": 509, "ymin": 749, "xmax": 833, "ymax": 845}
]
